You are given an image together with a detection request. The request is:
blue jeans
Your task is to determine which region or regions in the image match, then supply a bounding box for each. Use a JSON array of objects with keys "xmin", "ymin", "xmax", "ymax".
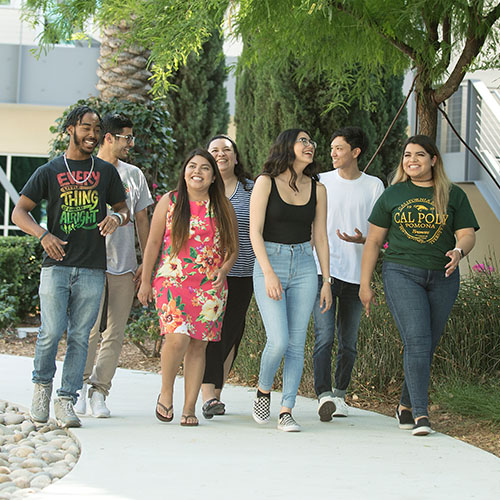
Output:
[
  {"xmin": 253, "ymin": 242, "xmax": 317, "ymax": 409},
  {"xmin": 382, "ymin": 261, "xmax": 459, "ymax": 418},
  {"xmin": 312, "ymin": 276, "xmax": 362, "ymax": 399},
  {"xmin": 33, "ymin": 266, "xmax": 105, "ymax": 401}
]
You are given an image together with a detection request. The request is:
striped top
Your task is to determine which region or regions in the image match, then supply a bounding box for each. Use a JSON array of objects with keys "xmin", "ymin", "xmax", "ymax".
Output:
[{"xmin": 229, "ymin": 179, "xmax": 255, "ymax": 277}]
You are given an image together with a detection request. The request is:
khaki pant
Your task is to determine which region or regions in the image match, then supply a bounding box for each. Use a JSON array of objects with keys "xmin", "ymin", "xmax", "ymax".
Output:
[{"xmin": 84, "ymin": 272, "xmax": 136, "ymax": 396}]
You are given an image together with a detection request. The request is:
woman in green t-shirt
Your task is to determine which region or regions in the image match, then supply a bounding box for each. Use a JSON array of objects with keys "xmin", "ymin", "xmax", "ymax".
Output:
[{"xmin": 359, "ymin": 135, "xmax": 478, "ymax": 437}]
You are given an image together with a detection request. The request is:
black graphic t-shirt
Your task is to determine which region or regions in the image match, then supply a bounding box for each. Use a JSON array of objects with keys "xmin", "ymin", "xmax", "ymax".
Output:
[
  {"xmin": 21, "ymin": 155, "xmax": 126, "ymax": 269},
  {"xmin": 369, "ymin": 181, "xmax": 479, "ymax": 270}
]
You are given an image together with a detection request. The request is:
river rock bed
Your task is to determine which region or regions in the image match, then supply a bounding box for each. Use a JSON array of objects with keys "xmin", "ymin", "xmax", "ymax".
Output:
[{"xmin": 0, "ymin": 400, "xmax": 79, "ymax": 499}]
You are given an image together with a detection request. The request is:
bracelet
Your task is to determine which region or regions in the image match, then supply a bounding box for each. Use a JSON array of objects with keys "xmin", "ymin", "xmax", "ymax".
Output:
[
  {"xmin": 112, "ymin": 212, "xmax": 124, "ymax": 225},
  {"xmin": 39, "ymin": 230, "xmax": 49, "ymax": 242},
  {"xmin": 452, "ymin": 247, "xmax": 464, "ymax": 259}
]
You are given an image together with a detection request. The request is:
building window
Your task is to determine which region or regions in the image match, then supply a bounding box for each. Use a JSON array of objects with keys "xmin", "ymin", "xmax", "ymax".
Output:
[{"xmin": 0, "ymin": 155, "xmax": 47, "ymax": 236}]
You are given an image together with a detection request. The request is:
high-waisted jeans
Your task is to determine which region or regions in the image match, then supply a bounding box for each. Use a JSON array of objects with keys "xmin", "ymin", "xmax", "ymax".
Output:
[
  {"xmin": 253, "ymin": 241, "xmax": 317, "ymax": 409},
  {"xmin": 382, "ymin": 261, "xmax": 459, "ymax": 418}
]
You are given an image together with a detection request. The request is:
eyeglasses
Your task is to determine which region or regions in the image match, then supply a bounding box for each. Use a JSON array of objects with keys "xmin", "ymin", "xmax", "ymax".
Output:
[
  {"xmin": 114, "ymin": 134, "xmax": 135, "ymax": 144},
  {"xmin": 295, "ymin": 137, "xmax": 317, "ymax": 149}
]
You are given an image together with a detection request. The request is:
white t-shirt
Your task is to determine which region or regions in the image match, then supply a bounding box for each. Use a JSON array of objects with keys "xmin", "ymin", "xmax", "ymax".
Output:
[
  {"xmin": 106, "ymin": 160, "xmax": 154, "ymax": 275},
  {"xmin": 314, "ymin": 169, "xmax": 384, "ymax": 284}
]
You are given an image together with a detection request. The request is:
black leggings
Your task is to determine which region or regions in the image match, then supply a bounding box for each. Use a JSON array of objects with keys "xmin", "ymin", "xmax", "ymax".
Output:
[{"xmin": 203, "ymin": 276, "xmax": 254, "ymax": 389}]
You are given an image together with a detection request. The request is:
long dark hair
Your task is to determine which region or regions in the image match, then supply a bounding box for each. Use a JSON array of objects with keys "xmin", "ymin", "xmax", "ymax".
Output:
[
  {"xmin": 207, "ymin": 134, "xmax": 253, "ymax": 191},
  {"xmin": 170, "ymin": 148, "xmax": 238, "ymax": 259},
  {"xmin": 261, "ymin": 129, "xmax": 318, "ymax": 192}
]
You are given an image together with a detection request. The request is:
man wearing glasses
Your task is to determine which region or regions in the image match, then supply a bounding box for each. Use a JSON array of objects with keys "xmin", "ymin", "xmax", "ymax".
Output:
[
  {"xmin": 75, "ymin": 113, "xmax": 153, "ymax": 418},
  {"xmin": 312, "ymin": 126, "xmax": 384, "ymax": 421}
]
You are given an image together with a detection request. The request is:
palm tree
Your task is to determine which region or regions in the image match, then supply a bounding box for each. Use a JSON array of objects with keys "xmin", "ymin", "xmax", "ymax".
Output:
[{"xmin": 96, "ymin": 22, "xmax": 152, "ymax": 104}]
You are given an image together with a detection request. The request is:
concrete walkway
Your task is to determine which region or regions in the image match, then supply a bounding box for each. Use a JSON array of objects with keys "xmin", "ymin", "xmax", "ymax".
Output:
[{"xmin": 1, "ymin": 354, "xmax": 499, "ymax": 500}]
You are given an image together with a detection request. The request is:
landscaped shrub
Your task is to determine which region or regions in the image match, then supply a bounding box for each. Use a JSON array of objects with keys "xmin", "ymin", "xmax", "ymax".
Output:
[
  {"xmin": 125, "ymin": 304, "xmax": 162, "ymax": 357},
  {"xmin": 231, "ymin": 266, "xmax": 500, "ymax": 398},
  {"xmin": 0, "ymin": 236, "xmax": 43, "ymax": 325}
]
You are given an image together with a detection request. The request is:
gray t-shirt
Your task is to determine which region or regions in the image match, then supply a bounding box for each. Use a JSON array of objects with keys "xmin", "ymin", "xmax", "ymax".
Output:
[{"xmin": 106, "ymin": 160, "xmax": 153, "ymax": 275}]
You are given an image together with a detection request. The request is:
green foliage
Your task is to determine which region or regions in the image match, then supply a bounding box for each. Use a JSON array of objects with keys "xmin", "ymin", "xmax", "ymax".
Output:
[
  {"xmin": 235, "ymin": 47, "xmax": 407, "ymax": 183},
  {"xmin": 0, "ymin": 236, "xmax": 43, "ymax": 325},
  {"xmin": 233, "ymin": 267, "xmax": 500, "ymax": 398},
  {"xmin": 0, "ymin": 285, "xmax": 19, "ymax": 330},
  {"xmin": 433, "ymin": 379, "xmax": 500, "ymax": 425},
  {"xmin": 125, "ymin": 305, "xmax": 162, "ymax": 357},
  {"xmin": 164, "ymin": 29, "xmax": 229, "ymax": 171},
  {"xmin": 23, "ymin": 1, "xmax": 500, "ymax": 119},
  {"xmin": 49, "ymin": 97, "xmax": 175, "ymax": 192}
]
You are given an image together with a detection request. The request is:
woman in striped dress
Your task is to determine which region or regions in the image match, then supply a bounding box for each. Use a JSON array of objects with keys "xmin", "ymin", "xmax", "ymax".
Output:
[{"xmin": 201, "ymin": 135, "xmax": 255, "ymax": 418}]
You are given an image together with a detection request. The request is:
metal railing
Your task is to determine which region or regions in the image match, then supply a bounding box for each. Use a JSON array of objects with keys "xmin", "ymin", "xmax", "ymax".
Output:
[{"xmin": 436, "ymin": 79, "xmax": 500, "ymax": 220}]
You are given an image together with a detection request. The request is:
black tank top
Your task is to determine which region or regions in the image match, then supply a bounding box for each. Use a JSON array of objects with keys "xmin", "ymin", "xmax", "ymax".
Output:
[{"xmin": 262, "ymin": 177, "xmax": 316, "ymax": 244}]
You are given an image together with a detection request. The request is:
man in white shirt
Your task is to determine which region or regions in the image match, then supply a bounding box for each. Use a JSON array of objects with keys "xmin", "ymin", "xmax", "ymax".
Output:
[
  {"xmin": 75, "ymin": 113, "xmax": 153, "ymax": 417},
  {"xmin": 313, "ymin": 126, "xmax": 384, "ymax": 421}
]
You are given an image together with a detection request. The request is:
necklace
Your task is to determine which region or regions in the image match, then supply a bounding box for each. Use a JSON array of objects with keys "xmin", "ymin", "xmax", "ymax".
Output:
[{"xmin": 63, "ymin": 153, "xmax": 95, "ymax": 184}]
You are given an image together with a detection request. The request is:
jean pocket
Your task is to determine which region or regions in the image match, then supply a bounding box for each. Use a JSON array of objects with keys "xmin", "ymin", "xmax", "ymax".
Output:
[{"xmin": 264, "ymin": 243, "xmax": 280, "ymax": 257}]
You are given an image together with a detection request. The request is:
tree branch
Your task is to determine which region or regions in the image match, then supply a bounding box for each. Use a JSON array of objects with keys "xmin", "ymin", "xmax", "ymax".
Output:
[
  {"xmin": 438, "ymin": 15, "xmax": 452, "ymax": 70},
  {"xmin": 329, "ymin": 0, "xmax": 418, "ymax": 61},
  {"xmin": 434, "ymin": 2, "xmax": 500, "ymax": 103}
]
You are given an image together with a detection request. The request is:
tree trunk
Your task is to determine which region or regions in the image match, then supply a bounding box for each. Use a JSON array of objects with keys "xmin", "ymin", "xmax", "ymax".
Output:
[
  {"xmin": 96, "ymin": 22, "xmax": 153, "ymax": 104},
  {"xmin": 415, "ymin": 68, "xmax": 438, "ymax": 141}
]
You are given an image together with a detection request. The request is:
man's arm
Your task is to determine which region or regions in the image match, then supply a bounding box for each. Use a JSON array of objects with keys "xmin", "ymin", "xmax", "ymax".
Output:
[
  {"xmin": 133, "ymin": 207, "xmax": 151, "ymax": 286},
  {"xmin": 12, "ymin": 195, "xmax": 67, "ymax": 261}
]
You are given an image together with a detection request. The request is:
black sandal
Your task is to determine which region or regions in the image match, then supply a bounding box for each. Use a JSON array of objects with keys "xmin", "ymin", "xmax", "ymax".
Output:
[
  {"xmin": 155, "ymin": 395, "xmax": 173, "ymax": 422},
  {"xmin": 202, "ymin": 398, "xmax": 225, "ymax": 419}
]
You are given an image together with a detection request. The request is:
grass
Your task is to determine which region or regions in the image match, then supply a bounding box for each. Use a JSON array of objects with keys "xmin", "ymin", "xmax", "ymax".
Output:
[{"xmin": 432, "ymin": 379, "xmax": 500, "ymax": 425}]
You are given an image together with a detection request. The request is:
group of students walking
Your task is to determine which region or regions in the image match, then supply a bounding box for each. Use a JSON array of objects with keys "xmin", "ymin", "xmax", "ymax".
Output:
[{"xmin": 13, "ymin": 104, "xmax": 478, "ymax": 437}]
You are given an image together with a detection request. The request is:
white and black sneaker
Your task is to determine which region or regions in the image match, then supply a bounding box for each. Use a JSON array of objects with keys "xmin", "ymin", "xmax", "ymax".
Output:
[
  {"xmin": 277, "ymin": 412, "xmax": 301, "ymax": 432},
  {"xmin": 395, "ymin": 406, "xmax": 415, "ymax": 430},
  {"xmin": 252, "ymin": 393, "xmax": 271, "ymax": 424},
  {"xmin": 318, "ymin": 395, "xmax": 336, "ymax": 422},
  {"xmin": 412, "ymin": 417, "xmax": 432, "ymax": 436},
  {"xmin": 332, "ymin": 397, "xmax": 349, "ymax": 417}
]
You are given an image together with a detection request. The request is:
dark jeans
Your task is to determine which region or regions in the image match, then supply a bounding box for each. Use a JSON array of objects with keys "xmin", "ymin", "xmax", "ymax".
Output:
[
  {"xmin": 312, "ymin": 275, "xmax": 362, "ymax": 399},
  {"xmin": 382, "ymin": 261, "xmax": 459, "ymax": 418},
  {"xmin": 203, "ymin": 276, "xmax": 253, "ymax": 389}
]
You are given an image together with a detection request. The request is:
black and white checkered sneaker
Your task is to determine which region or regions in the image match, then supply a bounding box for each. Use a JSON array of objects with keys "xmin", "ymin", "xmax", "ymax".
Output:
[
  {"xmin": 277, "ymin": 412, "xmax": 301, "ymax": 432},
  {"xmin": 252, "ymin": 394, "xmax": 271, "ymax": 424}
]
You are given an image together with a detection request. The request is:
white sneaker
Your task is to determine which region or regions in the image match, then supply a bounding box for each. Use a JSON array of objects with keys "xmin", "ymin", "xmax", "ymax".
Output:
[
  {"xmin": 332, "ymin": 397, "xmax": 349, "ymax": 417},
  {"xmin": 318, "ymin": 395, "xmax": 336, "ymax": 422},
  {"xmin": 74, "ymin": 384, "xmax": 87, "ymax": 416},
  {"xmin": 89, "ymin": 391, "xmax": 110, "ymax": 418},
  {"xmin": 277, "ymin": 413, "xmax": 301, "ymax": 432}
]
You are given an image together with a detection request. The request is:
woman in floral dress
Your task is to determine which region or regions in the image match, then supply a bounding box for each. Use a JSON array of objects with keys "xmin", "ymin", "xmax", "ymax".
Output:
[{"xmin": 138, "ymin": 149, "xmax": 238, "ymax": 426}]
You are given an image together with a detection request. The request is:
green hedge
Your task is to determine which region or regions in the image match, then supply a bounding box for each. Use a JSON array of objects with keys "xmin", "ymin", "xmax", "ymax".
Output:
[
  {"xmin": 124, "ymin": 264, "xmax": 499, "ymax": 396},
  {"xmin": 232, "ymin": 268, "xmax": 500, "ymax": 397},
  {"xmin": 0, "ymin": 236, "xmax": 42, "ymax": 328}
]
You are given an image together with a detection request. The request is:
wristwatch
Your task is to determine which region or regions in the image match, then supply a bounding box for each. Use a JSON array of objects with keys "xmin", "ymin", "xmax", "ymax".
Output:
[
  {"xmin": 323, "ymin": 276, "xmax": 333, "ymax": 284},
  {"xmin": 453, "ymin": 247, "xmax": 464, "ymax": 259}
]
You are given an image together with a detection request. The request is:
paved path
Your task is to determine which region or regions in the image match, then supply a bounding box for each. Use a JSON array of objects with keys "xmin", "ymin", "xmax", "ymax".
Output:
[{"xmin": 1, "ymin": 354, "xmax": 499, "ymax": 499}]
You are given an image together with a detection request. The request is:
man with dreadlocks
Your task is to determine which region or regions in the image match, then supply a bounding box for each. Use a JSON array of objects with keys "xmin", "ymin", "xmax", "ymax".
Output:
[{"xmin": 12, "ymin": 105, "xmax": 129, "ymax": 428}]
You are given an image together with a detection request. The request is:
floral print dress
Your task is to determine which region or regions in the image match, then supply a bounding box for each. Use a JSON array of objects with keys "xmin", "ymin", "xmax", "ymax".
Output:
[{"xmin": 152, "ymin": 195, "xmax": 227, "ymax": 341}]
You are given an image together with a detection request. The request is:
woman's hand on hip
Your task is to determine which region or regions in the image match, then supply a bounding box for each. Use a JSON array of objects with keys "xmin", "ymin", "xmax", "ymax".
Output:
[
  {"xmin": 444, "ymin": 248, "xmax": 461, "ymax": 277},
  {"xmin": 265, "ymin": 271, "xmax": 283, "ymax": 301}
]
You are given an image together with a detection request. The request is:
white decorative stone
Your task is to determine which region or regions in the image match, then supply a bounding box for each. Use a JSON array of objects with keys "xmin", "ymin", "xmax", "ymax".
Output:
[
  {"xmin": 14, "ymin": 446, "xmax": 34, "ymax": 458},
  {"xmin": 49, "ymin": 465, "xmax": 69, "ymax": 479},
  {"xmin": 3, "ymin": 414, "xmax": 24, "ymax": 426},
  {"xmin": 30, "ymin": 474, "xmax": 51, "ymax": 489},
  {"xmin": 20, "ymin": 458, "xmax": 45, "ymax": 469}
]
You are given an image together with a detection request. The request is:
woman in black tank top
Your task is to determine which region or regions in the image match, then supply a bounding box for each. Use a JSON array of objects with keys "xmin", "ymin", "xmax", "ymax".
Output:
[{"xmin": 250, "ymin": 129, "xmax": 332, "ymax": 432}]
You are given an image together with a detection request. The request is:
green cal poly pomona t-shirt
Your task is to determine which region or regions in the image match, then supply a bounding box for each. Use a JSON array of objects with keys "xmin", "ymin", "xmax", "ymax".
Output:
[{"xmin": 368, "ymin": 181, "xmax": 479, "ymax": 270}]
